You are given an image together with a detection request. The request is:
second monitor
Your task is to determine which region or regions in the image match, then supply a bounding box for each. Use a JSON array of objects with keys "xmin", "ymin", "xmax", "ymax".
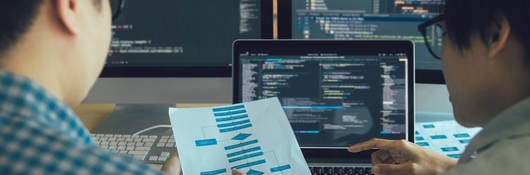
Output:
[
  {"xmin": 86, "ymin": 0, "xmax": 273, "ymax": 104},
  {"xmin": 278, "ymin": 0, "xmax": 445, "ymax": 83}
]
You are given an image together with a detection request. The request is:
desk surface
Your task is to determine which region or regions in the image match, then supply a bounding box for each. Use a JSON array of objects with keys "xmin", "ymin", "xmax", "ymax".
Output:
[
  {"xmin": 75, "ymin": 104, "xmax": 115, "ymax": 130},
  {"xmin": 75, "ymin": 103, "xmax": 228, "ymax": 130}
]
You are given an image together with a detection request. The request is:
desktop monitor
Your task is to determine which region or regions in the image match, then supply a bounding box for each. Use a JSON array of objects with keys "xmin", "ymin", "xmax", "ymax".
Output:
[
  {"xmin": 84, "ymin": 0, "xmax": 273, "ymax": 104},
  {"xmin": 277, "ymin": 0, "xmax": 446, "ymax": 84}
]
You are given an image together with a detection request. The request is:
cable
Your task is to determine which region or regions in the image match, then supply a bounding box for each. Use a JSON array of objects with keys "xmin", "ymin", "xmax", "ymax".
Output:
[{"xmin": 132, "ymin": 125, "xmax": 172, "ymax": 136}]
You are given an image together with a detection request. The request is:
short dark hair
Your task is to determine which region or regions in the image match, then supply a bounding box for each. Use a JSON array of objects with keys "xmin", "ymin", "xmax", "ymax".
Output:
[
  {"xmin": 445, "ymin": 0, "xmax": 530, "ymax": 58},
  {"xmin": 0, "ymin": 0, "xmax": 102, "ymax": 56},
  {"xmin": 0, "ymin": 0, "xmax": 44, "ymax": 55}
]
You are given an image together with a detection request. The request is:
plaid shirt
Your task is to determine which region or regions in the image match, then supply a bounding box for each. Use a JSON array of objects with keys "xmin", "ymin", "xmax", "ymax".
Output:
[{"xmin": 0, "ymin": 71, "xmax": 164, "ymax": 175}]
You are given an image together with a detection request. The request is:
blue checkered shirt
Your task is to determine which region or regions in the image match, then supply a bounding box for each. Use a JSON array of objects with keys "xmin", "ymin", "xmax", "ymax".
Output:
[{"xmin": 0, "ymin": 71, "xmax": 164, "ymax": 175}]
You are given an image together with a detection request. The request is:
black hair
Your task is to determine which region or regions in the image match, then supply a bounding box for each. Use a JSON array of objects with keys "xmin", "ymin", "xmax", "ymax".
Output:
[
  {"xmin": 445, "ymin": 0, "xmax": 530, "ymax": 58},
  {"xmin": 0, "ymin": 0, "xmax": 44, "ymax": 55},
  {"xmin": 0, "ymin": 0, "xmax": 102, "ymax": 56}
]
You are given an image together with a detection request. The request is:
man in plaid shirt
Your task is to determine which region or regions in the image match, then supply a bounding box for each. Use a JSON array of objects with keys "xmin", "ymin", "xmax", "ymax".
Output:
[{"xmin": 0, "ymin": 0, "xmax": 184, "ymax": 174}]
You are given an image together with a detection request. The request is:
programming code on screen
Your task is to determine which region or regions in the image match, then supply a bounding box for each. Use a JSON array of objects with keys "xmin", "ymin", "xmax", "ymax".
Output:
[
  {"xmin": 292, "ymin": 0, "xmax": 443, "ymax": 70},
  {"xmin": 240, "ymin": 53, "xmax": 408, "ymax": 147},
  {"xmin": 107, "ymin": 0, "xmax": 261, "ymax": 67}
]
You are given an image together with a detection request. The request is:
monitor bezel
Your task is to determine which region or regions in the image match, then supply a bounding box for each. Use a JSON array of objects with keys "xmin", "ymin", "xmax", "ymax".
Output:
[
  {"xmin": 233, "ymin": 40, "xmax": 415, "ymax": 160},
  {"xmin": 276, "ymin": 0, "xmax": 446, "ymax": 84},
  {"xmin": 100, "ymin": 0, "xmax": 274, "ymax": 78}
]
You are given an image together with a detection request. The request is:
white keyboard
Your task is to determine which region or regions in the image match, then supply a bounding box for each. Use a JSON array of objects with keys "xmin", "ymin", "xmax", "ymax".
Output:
[{"xmin": 91, "ymin": 134, "xmax": 177, "ymax": 164}]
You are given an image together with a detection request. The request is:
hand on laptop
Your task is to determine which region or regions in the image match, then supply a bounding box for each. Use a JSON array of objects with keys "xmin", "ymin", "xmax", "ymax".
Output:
[{"xmin": 348, "ymin": 138, "xmax": 457, "ymax": 175}]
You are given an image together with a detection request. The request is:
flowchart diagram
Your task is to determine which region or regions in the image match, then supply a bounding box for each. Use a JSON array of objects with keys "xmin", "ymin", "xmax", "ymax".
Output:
[{"xmin": 169, "ymin": 98, "xmax": 310, "ymax": 175}]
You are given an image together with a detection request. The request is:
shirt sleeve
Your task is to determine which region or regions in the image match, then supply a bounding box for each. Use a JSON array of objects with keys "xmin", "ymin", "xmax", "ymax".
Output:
[
  {"xmin": 441, "ymin": 136, "xmax": 530, "ymax": 175},
  {"xmin": 0, "ymin": 119, "xmax": 165, "ymax": 175}
]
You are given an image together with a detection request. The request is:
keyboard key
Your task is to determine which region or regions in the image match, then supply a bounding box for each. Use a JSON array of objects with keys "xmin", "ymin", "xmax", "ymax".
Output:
[
  {"xmin": 128, "ymin": 150, "xmax": 148, "ymax": 156},
  {"xmin": 144, "ymin": 142, "xmax": 155, "ymax": 147},
  {"xmin": 165, "ymin": 142, "xmax": 174, "ymax": 148},
  {"xmin": 160, "ymin": 152, "xmax": 171, "ymax": 157},
  {"xmin": 143, "ymin": 138, "xmax": 156, "ymax": 142},
  {"xmin": 149, "ymin": 156, "xmax": 159, "ymax": 161},
  {"xmin": 100, "ymin": 141, "xmax": 109, "ymax": 146},
  {"xmin": 133, "ymin": 155, "xmax": 146, "ymax": 160},
  {"xmin": 135, "ymin": 147, "xmax": 151, "ymax": 151}
]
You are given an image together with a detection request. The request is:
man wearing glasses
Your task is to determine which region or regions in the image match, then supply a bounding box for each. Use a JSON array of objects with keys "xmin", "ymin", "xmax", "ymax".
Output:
[
  {"xmin": 0, "ymin": 0, "xmax": 187, "ymax": 174},
  {"xmin": 349, "ymin": 0, "xmax": 530, "ymax": 174}
]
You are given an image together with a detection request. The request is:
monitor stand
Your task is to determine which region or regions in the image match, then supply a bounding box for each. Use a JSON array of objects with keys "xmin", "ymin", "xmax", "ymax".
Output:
[{"xmin": 90, "ymin": 104, "xmax": 175, "ymax": 136}]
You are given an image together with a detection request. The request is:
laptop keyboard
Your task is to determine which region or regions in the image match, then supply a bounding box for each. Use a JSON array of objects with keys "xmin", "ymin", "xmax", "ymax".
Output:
[
  {"xmin": 310, "ymin": 166, "xmax": 373, "ymax": 175},
  {"xmin": 92, "ymin": 134, "xmax": 177, "ymax": 164}
]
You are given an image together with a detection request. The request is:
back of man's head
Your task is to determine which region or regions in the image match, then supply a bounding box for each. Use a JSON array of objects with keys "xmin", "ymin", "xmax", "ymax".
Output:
[
  {"xmin": 0, "ymin": 0, "xmax": 110, "ymax": 107},
  {"xmin": 0, "ymin": 0, "xmax": 102, "ymax": 58},
  {"xmin": 445, "ymin": 0, "xmax": 530, "ymax": 61},
  {"xmin": 0, "ymin": 0, "xmax": 43, "ymax": 56}
]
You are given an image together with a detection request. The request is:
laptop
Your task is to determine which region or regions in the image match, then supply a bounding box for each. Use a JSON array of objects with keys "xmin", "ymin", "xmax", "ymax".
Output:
[{"xmin": 233, "ymin": 40, "xmax": 415, "ymax": 174}]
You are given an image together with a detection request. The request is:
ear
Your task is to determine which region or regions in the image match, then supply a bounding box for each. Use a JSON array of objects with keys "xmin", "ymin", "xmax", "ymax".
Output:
[
  {"xmin": 487, "ymin": 14, "xmax": 511, "ymax": 58},
  {"xmin": 53, "ymin": 0, "xmax": 80, "ymax": 35}
]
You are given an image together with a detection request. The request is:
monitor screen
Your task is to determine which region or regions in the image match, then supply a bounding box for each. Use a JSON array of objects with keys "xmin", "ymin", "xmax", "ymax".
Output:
[
  {"xmin": 233, "ymin": 40, "xmax": 414, "ymax": 148},
  {"xmin": 87, "ymin": 0, "xmax": 272, "ymax": 104},
  {"xmin": 278, "ymin": 0, "xmax": 445, "ymax": 83},
  {"xmin": 101, "ymin": 0, "xmax": 272, "ymax": 77}
]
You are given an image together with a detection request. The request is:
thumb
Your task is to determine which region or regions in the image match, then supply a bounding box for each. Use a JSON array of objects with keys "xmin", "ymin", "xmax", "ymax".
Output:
[
  {"xmin": 232, "ymin": 169, "xmax": 244, "ymax": 175},
  {"xmin": 373, "ymin": 163, "xmax": 414, "ymax": 175},
  {"xmin": 161, "ymin": 152, "xmax": 182, "ymax": 175}
]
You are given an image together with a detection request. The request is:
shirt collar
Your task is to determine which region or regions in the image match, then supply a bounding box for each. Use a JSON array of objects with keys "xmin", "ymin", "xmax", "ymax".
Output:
[
  {"xmin": 0, "ymin": 71, "xmax": 93, "ymax": 144},
  {"xmin": 459, "ymin": 97, "xmax": 530, "ymax": 163}
]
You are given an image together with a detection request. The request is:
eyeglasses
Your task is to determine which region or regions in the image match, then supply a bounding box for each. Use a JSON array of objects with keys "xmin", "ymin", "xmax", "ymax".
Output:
[
  {"xmin": 110, "ymin": 0, "xmax": 126, "ymax": 21},
  {"xmin": 418, "ymin": 15, "xmax": 446, "ymax": 60}
]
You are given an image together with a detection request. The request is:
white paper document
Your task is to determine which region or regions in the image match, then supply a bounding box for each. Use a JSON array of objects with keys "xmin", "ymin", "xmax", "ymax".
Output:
[
  {"xmin": 169, "ymin": 98, "xmax": 310, "ymax": 175},
  {"xmin": 415, "ymin": 120, "xmax": 482, "ymax": 159}
]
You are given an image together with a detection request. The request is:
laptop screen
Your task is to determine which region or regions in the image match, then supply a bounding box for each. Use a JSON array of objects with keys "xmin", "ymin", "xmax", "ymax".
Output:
[{"xmin": 233, "ymin": 40, "xmax": 414, "ymax": 149}]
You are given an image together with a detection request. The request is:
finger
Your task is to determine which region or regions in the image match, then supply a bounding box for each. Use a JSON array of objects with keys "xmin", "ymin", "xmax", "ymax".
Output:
[
  {"xmin": 161, "ymin": 152, "xmax": 182, "ymax": 175},
  {"xmin": 373, "ymin": 163, "xmax": 414, "ymax": 175},
  {"xmin": 348, "ymin": 138, "xmax": 393, "ymax": 152},
  {"xmin": 232, "ymin": 169, "xmax": 244, "ymax": 175},
  {"xmin": 387, "ymin": 140, "xmax": 418, "ymax": 163},
  {"xmin": 371, "ymin": 150, "xmax": 393, "ymax": 164}
]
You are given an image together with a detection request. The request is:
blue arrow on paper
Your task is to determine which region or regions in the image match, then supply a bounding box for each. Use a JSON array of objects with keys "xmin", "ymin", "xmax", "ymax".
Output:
[
  {"xmin": 232, "ymin": 133, "xmax": 252, "ymax": 140},
  {"xmin": 247, "ymin": 169, "xmax": 264, "ymax": 175}
]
